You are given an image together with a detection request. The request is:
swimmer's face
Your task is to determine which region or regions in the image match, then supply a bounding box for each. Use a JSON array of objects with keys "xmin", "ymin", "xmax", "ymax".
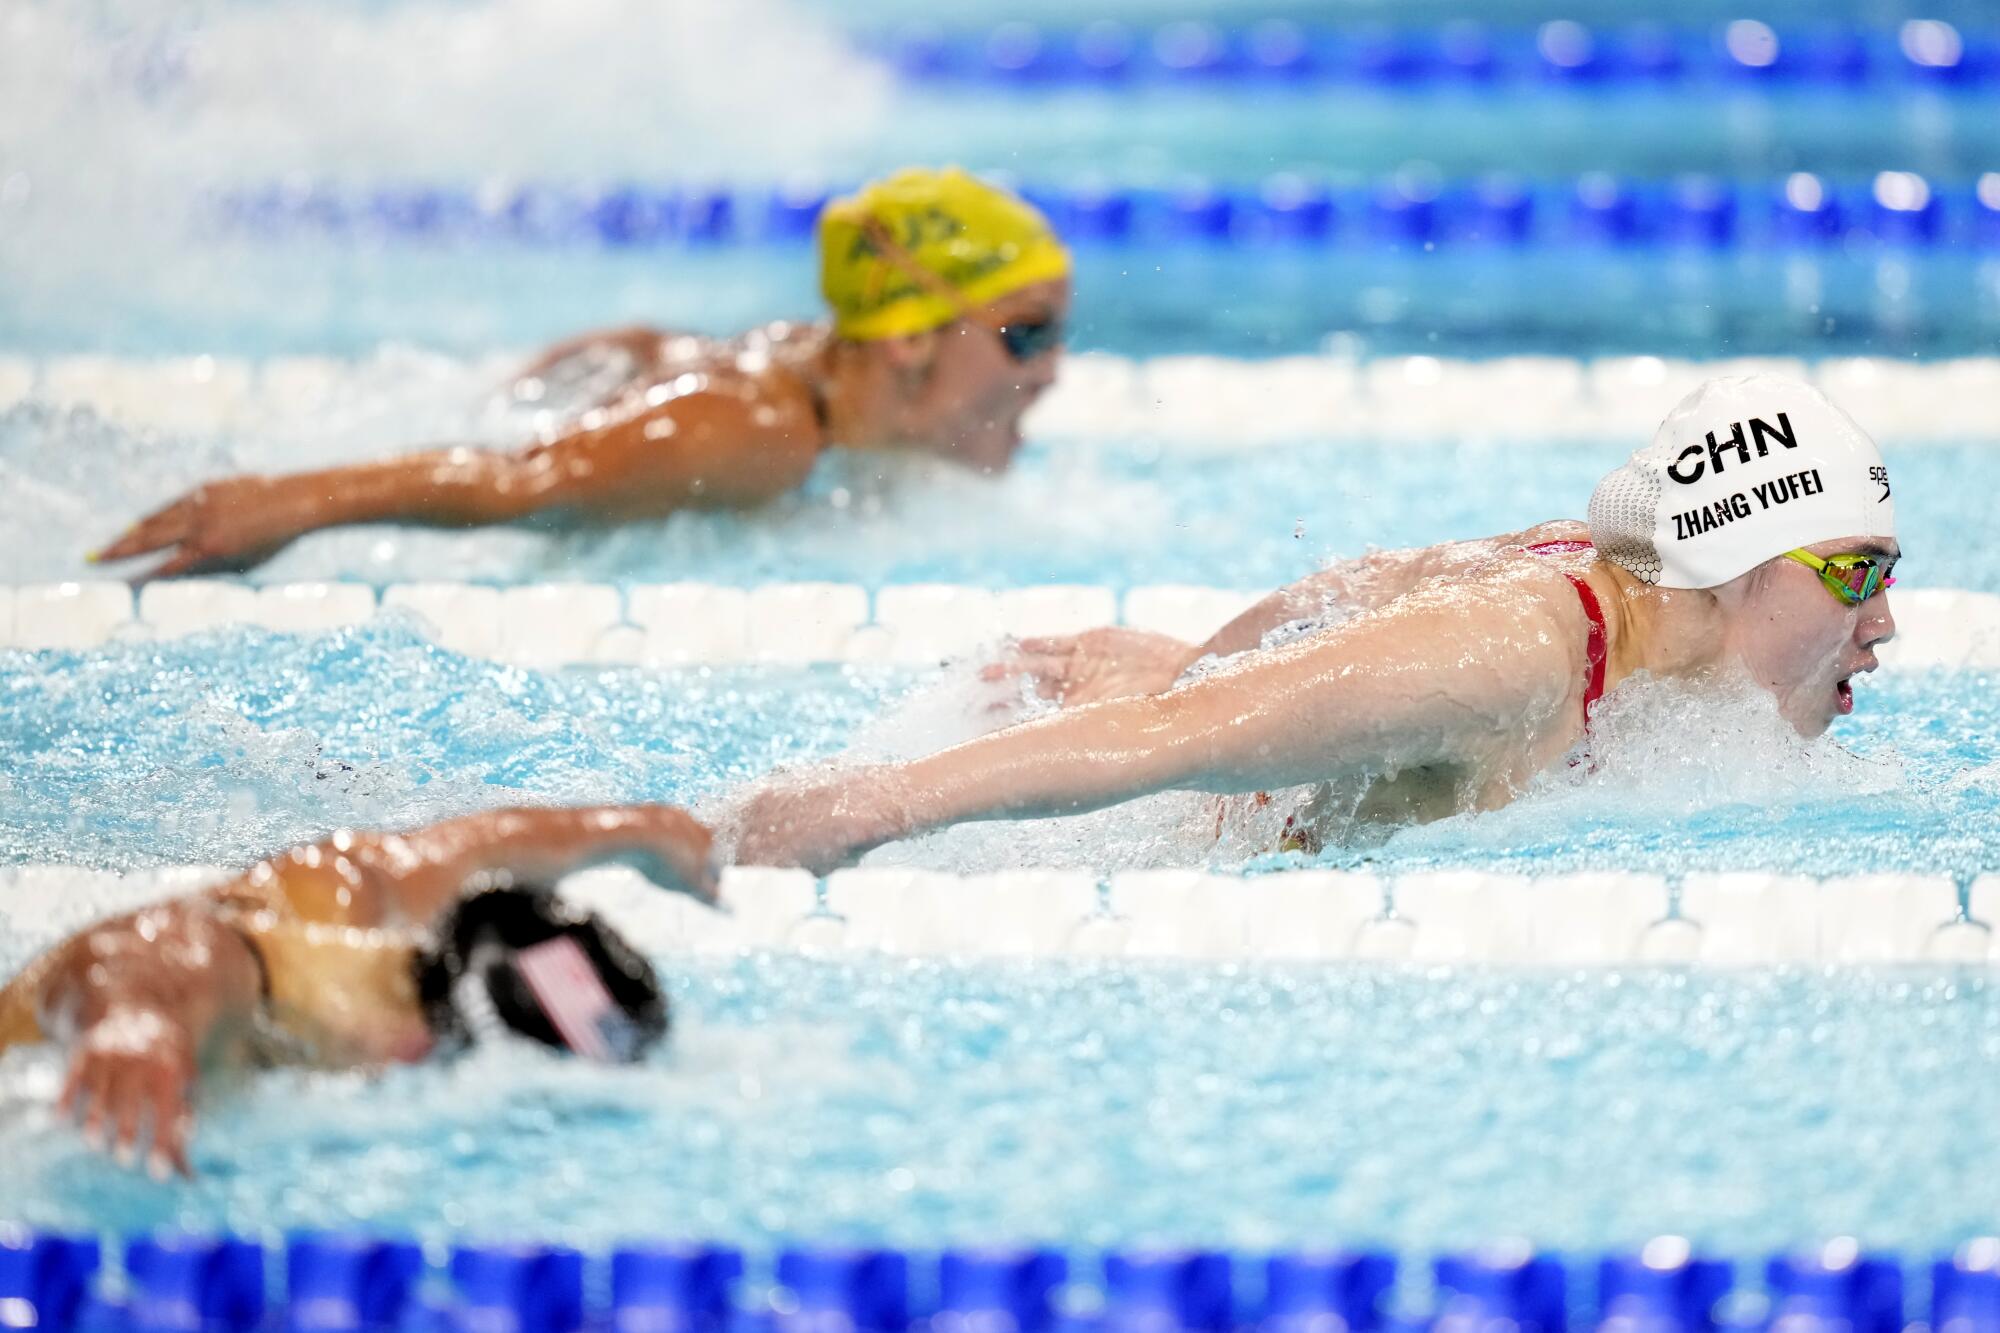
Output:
[
  {"xmin": 1722, "ymin": 536, "xmax": 1899, "ymax": 737},
  {"xmin": 896, "ymin": 278, "xmax": 1070, "ymax": 472}
]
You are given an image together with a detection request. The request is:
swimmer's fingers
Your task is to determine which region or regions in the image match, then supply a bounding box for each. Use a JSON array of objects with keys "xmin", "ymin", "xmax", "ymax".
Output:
[
  {"xmin": 141, "ymin": 545, "xmax": 228, "ymax": 581},
  {"xmin": 56, "ymin": 1049, "xmax": 102, "ymax": 1131},
  {"xmin": 981, "ymin": 646, "xmax": 1078, "ymax": 701},
  {"xmin": 93, "ymin": 494, "xmax": 200, "ymax": 563},
  {"xmin": 145, "ymin": 1068, "xmax": 196, "ymax": 1179},
  {"xmin": 60, "ymin": 1049, "xmax": 118, "ymax": 1154}
]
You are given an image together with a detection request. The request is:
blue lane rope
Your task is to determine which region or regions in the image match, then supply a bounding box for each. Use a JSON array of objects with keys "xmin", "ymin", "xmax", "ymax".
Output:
[
  {"xmin": 216, "ymin": 172, "xmax": 2000, "ymax": 251},
  {"xmin": 5, "ymin": 1230, "xmax": 2000, "ymax": 1333},
  {"xmin": 865, "ymin": 20, "xmax": 2000, "ymax": 90}
]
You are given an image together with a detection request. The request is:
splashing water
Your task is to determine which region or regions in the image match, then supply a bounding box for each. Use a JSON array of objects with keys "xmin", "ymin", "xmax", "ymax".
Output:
[
  {"xmin": 1, "ymin": 956, "xmax": 1997, "ymax": 1251},
  {"xmin": 1, "ymin": 624, "xmax": 1994, "ymax": 883},
  {"xmin": 5, "ymin": 390, "xmax": 1997, "ymax": 591},
  {"xmin": 0, "ymin": 0, "xmax": 890, "ymax": 351}
]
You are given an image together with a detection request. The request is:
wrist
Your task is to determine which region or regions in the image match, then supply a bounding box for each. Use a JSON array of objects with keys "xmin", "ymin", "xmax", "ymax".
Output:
[{"xmin": 76, "ymin": 1002, "xmax": 196, "ymax": 1060}]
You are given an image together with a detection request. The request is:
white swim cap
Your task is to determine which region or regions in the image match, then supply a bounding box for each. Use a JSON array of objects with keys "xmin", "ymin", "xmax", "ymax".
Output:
[{"xmin": 1588, "ymin": 374, "xmax": 1895, "ymax": 589}]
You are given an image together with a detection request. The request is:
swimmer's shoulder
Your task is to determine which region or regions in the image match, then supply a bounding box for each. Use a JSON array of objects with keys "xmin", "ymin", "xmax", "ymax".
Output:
[
  {"xmin": 205, "ymin": 838, "xmax": 392, "ymax": 932},
  {"xmin": 1509, "ymin": 519, "xmax": 1590, "ymax": 547}
]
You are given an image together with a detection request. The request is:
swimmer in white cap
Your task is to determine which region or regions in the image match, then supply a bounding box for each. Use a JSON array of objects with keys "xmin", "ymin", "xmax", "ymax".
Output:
[{"xmin": 733, "ymin": 374, "xmax": 1900, "ymax": 869}]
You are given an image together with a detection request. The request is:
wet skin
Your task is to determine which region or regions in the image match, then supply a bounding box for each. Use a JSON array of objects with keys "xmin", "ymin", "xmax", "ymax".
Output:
[
  {"xmin": 0, "ymin": 805, "xmax": 716, "ymax": 1177},
  {"xmin": 735, "ymin": 528, "xmax": 1899, "ymax": 871},
  {"xmin": 92, "ymin": 280, "xmax": 1070, "ymax": 578}
]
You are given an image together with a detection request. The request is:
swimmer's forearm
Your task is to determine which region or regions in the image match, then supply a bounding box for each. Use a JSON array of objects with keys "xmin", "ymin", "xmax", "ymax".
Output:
[
  {"xmin": 896, "ymin": 591, "xmax": 1574, "ymax": 841},
  {"xmin": 357, "ymin": 805, "xmax": 715, "ymax": 919},
  {"xmin": 267, "ymin": 449, "xmax": 565, "ymax": 532},
  {"xmin": 36, "ymin": 905, "xmax": 263, "ymax": 1048},
  {"xmin": 880, "ymin": 692, "xmax": 1245, "ymax": 837}
]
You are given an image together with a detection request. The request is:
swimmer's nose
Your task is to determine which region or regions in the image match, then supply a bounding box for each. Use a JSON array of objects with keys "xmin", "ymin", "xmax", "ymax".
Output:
[
  {"xmin": 1859, "ymin": 590, "xmax": 1897, "ymax": 650},
  {"xmin": 1017, "ymin": 350, "xmax": 1061, "ymax": 392}
]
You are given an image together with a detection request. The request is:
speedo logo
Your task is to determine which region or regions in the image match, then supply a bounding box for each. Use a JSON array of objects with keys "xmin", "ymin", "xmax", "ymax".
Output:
[{"xmin": 1666, "ymin": 412, "xmax": 1797, "ymax": 485}]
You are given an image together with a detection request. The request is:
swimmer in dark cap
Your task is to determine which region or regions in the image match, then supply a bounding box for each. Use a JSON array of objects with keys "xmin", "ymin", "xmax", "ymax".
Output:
[
  {"xmin": 91, "ymin": 168, "xmax": 1072, "ymax": 578},
  {"xmin": 0, "ymin": 804, "xmax": 717, "ymax": 1178}
]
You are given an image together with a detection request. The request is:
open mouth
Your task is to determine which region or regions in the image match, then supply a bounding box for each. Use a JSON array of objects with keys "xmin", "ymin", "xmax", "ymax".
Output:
[{"xmin": 1836, "ymin": 678, "xmax": 1855, "ymax": 714}]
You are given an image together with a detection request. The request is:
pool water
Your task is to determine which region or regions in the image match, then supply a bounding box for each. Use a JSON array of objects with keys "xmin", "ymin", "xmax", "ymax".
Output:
[
  {"xmin": 0, "ymin": 624, "xmax": 1994, "ymax": 882},
  {"xmin": 1, "ymin": 955, "xmax": 1996, "ymax": 1250},
  {"xmin": 4, "ymin": 400, "xmax": 1994, "ymax": 591},
  {"xmin": 7, "ymin": 0, "xmax": 2000, "ymax": 1260},
  {"xmin": 7, "ymin": 0, "xmax": 2000, "ymax": 361}
]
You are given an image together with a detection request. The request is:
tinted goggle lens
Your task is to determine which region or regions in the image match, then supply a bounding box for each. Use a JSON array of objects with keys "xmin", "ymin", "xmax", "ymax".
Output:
[
  {"xmin": 1824, "ymin": 556, "xmax": 1894, "ymax": 604},
  {"xmin": 998, "ymin": 317, "xmax": 1064, "ymax": 361}
]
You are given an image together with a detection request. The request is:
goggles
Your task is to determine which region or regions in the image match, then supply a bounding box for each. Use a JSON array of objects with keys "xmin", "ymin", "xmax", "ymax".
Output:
[
  {"xmin": 861, "ymin": 216, "xmax": 1066, "ymax": 362},
  {"xmin": 995, "ymin": 315, "xmax": 1066, "ymax": 362},
  {"xmin": 1782, "ymin": 549, "xmax": 1897, "ymax": 606}
]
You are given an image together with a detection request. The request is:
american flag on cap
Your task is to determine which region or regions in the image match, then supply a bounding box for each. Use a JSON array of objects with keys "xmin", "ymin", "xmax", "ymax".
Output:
[{"xmin": 513, "ymin": 934, "xmax": 643, "ymax": 1062}]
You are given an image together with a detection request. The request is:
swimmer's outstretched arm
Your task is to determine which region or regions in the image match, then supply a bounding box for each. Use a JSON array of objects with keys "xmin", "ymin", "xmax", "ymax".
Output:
[
  {"xmin": 92, "ymin": 386, "xmax": 823, "ymax": 578},
  {"xmin": 235, "ymin": 804, "xmax": 721, "ymax": 928},
  {"xmin": 0, "ymin": 898, "xmax": 263, "ymax": 1177},
  {"xmin": 740, "ymin": 574, "xmax": 1581, "ymax": 872}
]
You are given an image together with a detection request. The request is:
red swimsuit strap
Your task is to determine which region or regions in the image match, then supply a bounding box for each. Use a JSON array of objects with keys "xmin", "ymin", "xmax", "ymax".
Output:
[
  {"xmin": 1520, "ymin": 539, "xmax": 1608, "ymax": 726},
  {"xmin": 1562, "ymin": 573, "xmax": 1608, "ymax": 725}
]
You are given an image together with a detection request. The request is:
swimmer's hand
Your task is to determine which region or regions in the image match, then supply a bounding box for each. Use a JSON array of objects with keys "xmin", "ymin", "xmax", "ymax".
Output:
[
  {"xmin": 730, "ymin": 773, "xmax": 911, "ymax": 875},
  {"xmin": 58, "ymin": 1005, "xmax": 197, "ymax": 1179},
  {"xmin": 93, "ymin": 475, "xmax": 304, "ymax": 578},
  {"xmin": 981, "ymin": 628, "xmax": 1198, "ymax": 709},
  {"xmin": 598, "ymin": 805, "xmax": 722, "ymax": 905}
]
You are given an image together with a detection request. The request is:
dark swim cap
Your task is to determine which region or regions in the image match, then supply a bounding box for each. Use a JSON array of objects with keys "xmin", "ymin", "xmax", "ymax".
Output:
[{"xmin": 413, "ymin": 882, "xmax": 668, "ymax": 1063}]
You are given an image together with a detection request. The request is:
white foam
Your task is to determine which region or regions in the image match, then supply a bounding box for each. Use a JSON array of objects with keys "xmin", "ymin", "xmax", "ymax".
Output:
[
  {"xmin": 40, "ymin": 357, "xmax": 254, "ymax": 437},
  {"xmin": 0, "ymin": 359, "xmax": 33, "ymax": 412}
]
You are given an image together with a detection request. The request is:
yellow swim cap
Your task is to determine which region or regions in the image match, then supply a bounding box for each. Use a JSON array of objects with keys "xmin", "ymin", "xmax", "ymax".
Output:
[{"xmin": 818, "ymin": 167, "xmax": 1073, "ymax": 341}]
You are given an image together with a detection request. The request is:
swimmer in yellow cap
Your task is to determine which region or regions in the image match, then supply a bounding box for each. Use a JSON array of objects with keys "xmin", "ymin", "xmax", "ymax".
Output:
[{"xmin": 93, "ymin": 168, "xmax": 1073, "ymax": 578}]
